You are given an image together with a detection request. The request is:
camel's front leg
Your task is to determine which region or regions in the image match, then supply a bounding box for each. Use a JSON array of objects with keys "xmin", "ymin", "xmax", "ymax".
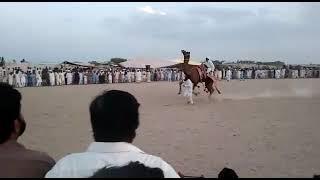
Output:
[{"xmin": 178, "ymin": 81, "xmax": 182, "ymax": 94}]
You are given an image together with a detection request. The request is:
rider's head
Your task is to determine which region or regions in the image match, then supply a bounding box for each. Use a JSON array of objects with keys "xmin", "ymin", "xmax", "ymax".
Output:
[{"xmin": 206, "ymin": 58, "xmax": 209, "ymax": 62}]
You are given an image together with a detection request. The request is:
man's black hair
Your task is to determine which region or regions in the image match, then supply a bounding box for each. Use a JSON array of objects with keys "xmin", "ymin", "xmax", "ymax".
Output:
[
  {"xmin": 89, "ymin": 90, "xmax": 140, "ymax": 142},
  {"xmin": 218, "ymin": 167, "xmax": 238, "ymax": 179},
  {"xmin": 90, "ymin": 161, "xmax": 164, "ymax": 178},
  {"xmin": 0, "ymin": 83, "xmax": 22, "ymax": 144}
]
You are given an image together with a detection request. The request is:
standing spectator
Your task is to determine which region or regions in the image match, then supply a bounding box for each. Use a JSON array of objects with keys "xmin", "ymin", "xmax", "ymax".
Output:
[
  {"xmin": 49, "ymin": 70, "xmax": 55, "ymax": 86},
  {"xmin": 146, "ymin": 69, "xmax": 151, "ymax": 83},
  {"xmin": 31, "ymin": 70, "xmax": 37, "ymax": 87},
  {"xmin": 226, "ymin": 68, "xmax": 232, "ymax": 82},
  {"xmin": 36, "ymin": 70, "xmax": 42, "ymax": 87},
  {"xmin": 73, "ymin": 69, "xmax": 80, "ymax": 85},
  {"xmin": 0, "ymin": 83, "xmax": 55, "ymax": 177},
  {"xmin": 79, "ymin": 69, "xmax": 84, "ymax": 85},
  {"xmin": 27, "ymin": 71, "xmax": 32, "ymax": 87},
  {"xmin": 66, "ymin": 70, "xmax": 73, "ymax": 85},
  {"xmin": 9, "ymin": 72, "xmax": 14, "ymax": 86},
  {"xmin": 168, "ymin": 69, "xmax": 172, "ymax": 82},
  {"xmin": 84, "ymin": 71, "xmax": 88, "ymax": 85}
]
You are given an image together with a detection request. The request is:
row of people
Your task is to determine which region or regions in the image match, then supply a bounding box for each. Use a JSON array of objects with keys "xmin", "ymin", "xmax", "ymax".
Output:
[
  {"xmin": 222, "ymin": 68, "xmax": 320, "ymax": 81},
  {"xmin": 0, "ymin": 67, "xmax": 183, "ymax": 88}
]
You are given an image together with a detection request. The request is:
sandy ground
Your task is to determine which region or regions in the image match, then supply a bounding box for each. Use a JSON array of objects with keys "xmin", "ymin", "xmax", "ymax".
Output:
[{"xmin": 17, "ymin": 79, "xmax": 320, "ymax": 178}]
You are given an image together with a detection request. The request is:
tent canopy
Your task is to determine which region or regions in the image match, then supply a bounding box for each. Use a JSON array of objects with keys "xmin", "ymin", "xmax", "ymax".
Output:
[
  {"xmin": 120, "ymin": 58, "xmax": 201, "ymax": 69},
  {"xmin": 61, "ymin": 61, "xmax": 96, "ymax": 68}
]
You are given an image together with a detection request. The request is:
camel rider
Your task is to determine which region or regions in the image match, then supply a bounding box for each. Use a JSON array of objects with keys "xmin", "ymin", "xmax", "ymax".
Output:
[{"xmin": 204, "ymin": 57, "xmax": 215, "ymax": 75}]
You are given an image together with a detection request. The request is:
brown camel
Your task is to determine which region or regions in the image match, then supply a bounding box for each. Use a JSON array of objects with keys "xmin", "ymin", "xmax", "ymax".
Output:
[{"xmin": 178, "ymin": 50, "xmax": 221, "ymax": 96}]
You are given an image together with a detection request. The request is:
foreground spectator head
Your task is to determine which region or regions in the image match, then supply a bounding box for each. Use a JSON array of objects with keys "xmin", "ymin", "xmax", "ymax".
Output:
[
  {"xmin": 90, "ymin": 161, "xmax": 164, "ymax": 178},
  {"xmin": 89, "ymin": 90, "xmax": 140, "ymax": 143},
  {"xmin": 45, "ymin": 90, "xmax": 179, "ymax": 178},
  {"xmin": 218, "ymin": 167, "xmax": 238, "ymax": 179},
  {"xmin": 0, "ymin": 83, "xmax": 55, "ymax": 178},
  {"xmin": 0, "ymin": 83, "xmax": 25, "ymax": 144}
]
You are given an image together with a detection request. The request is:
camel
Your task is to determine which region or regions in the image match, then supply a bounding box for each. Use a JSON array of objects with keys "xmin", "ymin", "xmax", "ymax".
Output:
[{"xmin": 178, "ymin": 50, "xmax": 221, "ymax": 97}]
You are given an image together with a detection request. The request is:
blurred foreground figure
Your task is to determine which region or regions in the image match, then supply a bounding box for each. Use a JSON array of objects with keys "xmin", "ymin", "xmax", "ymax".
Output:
[
  {"xmin": 0, "ymin": 83, "xmax": 55, "ymax": 178},
  {"xmin": 218, "ymin": 167, "xmax": 238, "ymax": 179},
  {"xmin": 45, "ymin": 90, "xmax": 179, "ymax": 178}
]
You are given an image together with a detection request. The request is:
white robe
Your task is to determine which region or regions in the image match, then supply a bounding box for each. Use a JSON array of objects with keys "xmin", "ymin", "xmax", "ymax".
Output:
[
  {"xmin": 146, "ymin": 71, "xmax": 151, "ymax": 83},
  {"xmin": 226, "ymin": 70, "xmax": 231, "ymax": 81},
  {"xmin": 8, "ymin": 74, "xmax": 14, "ymax": 86},
  {"xmin": 205, "ymin": 61, "xmax": 215, "ymax": 73},
  {"xmin": 121, "ymin": 71, "xmax": 125, "ymax": 83},
  {"xmin": 20, "ymin": 73, "xmax": 26, "ymax": 87},
  {"xmin": 79, "ymin": 73, "xmax": 83, "ymax": 85},
  {"xmin": 246, "ymin": 70, "xmax": 252, "ymax": 79},
  {"xmin": 275, "ymin": 70, "xmax": 281, "ymax": 79},
  {"xmin": 168, "ymin": 71, "xmax": 172, "ymax": 82},
  {"xmin": 36, "ymin": 73, "xmax": 42, "ymax": 86},
  {"xmin": 49, "ymin": 72, "xmax": 55, "ymax": 86},
  {"xmin": 126, "ymin": 72, "xmax": 131, "ymax": 83},
  {"xmin": 66, "ymin": 73, "xmax": 72, "ymax": 85},
  {"xmin": 55, "ymin": 72, "xmax": 60, "ymax": 85},
  {"xmin": 300, "ymin": 70, "xmax": 306, "ymax": 78},
  {"xmin": 160, "ymin": 71, "xmax": 164, "ymax": 81},
  {"xmin": 15, "ymin": 73, "xmax": 21, "ymax": 88},
  {"xmin": 236, "ymin": 70, "xmax": 241, "ymax": 79},
  {"xmin": 142, "ymin": 71, "xmax": 146, "ymax": 82},
  {"xmin": 59, "ymin": 72, "xmax": 65, "ymax": 85},
  {"xmin": 217, "ymin": 70, "xmax": 222, "ymax": 80},
  {"xmin": 181, "ymin": 79, "xmax": 193, "ymax": 104},
  {"xmin": 108, "ymin": 73, "xmax": 113, "ymax": 83},
  {"xmin": 84, "ymin": 75, "xmax": 88, "ymax": 85},
  {"xmin": 136, "ymin": 71, "xmax": 142, "ymax": 83}
]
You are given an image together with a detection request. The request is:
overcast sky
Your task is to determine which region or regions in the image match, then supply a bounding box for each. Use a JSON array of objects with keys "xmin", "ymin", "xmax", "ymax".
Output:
[{"xmin": 0, "ymin": 2, "xmax": 319, "ymax": 64}]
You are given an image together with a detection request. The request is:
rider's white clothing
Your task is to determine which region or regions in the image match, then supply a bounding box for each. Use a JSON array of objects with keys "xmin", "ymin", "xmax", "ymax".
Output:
[{"xmin": 205, "ymin": 61, "xmax": 215, "ymax": 73}]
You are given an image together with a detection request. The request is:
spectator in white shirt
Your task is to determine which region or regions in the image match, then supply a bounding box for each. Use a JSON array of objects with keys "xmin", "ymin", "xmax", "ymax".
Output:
[{"xmin": 45, "ymin": 90, "xmax": 180, "ymax": 178}]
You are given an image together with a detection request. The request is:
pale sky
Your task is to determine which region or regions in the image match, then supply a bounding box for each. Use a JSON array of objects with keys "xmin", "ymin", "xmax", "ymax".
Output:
[{"xmin": 0, "ymin": 2, "xmax": 319, "ymax": 64}]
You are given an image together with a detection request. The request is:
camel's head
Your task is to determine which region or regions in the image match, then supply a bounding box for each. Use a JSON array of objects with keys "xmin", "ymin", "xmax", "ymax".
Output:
[
  {"xmin": 181, "ymin": 50, "xmax": 190, "ymax": 64},
  {"xmin": 181, "ymin": 50, "xmax": 190, "ymax": 56}
]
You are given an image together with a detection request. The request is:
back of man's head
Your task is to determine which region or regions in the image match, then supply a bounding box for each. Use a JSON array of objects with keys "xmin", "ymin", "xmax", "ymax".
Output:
[
  {"xmin": 218, "ymin": 167, "xmax": 238, "ymax": 179},
  {"xmin": 89, "ymin": 90, "xmax": 140, "ymax": 142},
  {"xmin": 90, "ymin": 161, "xmax": 164, "ymax": 178},
  {"xmin": 0, "ymin": 83, "xmax": 22, "ymax": 144}
]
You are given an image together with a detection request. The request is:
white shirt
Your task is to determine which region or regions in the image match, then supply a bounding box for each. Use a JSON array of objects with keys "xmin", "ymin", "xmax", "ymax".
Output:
[{"xmin": 45, "ymin": 142, "xmax": 179, "ymax": 178}]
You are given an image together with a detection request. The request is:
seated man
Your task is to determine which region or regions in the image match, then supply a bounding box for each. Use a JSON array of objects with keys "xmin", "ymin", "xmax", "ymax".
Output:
[
  {"xmin": 45, "ymin": 90, "xmax": 180, "ymax": 178},
  {"xmin": 0, "ymin": 83, "xmax": 55, "ymax": 178},
  {"xmin": 90, "ymin": 161, "xmax": 164, "ymax": 178}
]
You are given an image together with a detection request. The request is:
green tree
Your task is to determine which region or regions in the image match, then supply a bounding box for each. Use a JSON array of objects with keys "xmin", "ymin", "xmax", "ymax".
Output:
[
  {"xmin": 110, "ymin": 57, "xmax": 127, "ymax": 64},
  {"xmin": 0, "ymin": 57, "xmax": 5, "ymax": 67},
  {"xmin": 88, "ymin": 61, "xmax": 101, "ymax": 66}
]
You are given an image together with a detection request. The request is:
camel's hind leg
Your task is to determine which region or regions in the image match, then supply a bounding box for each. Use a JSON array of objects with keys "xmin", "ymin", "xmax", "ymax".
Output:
[
  {"xmin": 213, "ymin": 80, "xmax": 222, "ymax": 94},
  {"xmin": 206, "ymin": 82, "xmax": 214, "ymax": 98},
  {"xmin": 192, "ymin": 84, "xmax": 199, "ymax": 96}
]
